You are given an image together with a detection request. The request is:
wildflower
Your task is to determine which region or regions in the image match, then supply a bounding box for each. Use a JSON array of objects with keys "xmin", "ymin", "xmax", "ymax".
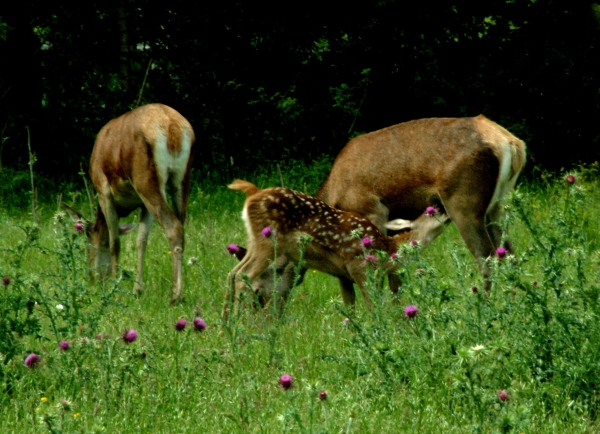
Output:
[
  {"xmin": 496, "ymin": 247, "xmax": 507, "ymax": 258},
  {"xmin": 59, "ymin": 399, "xmax": 72, "ymax": 411},
  {"xmin": 2, "ymin": 277, "xmax": 10, "ymax": 286},
  {"xmin": 471, "ymin": 286, "xmax": 478, "ymax": 293},
  {"xmin": 74, "ymin": 220, "xmax": 84, "ymax": 234},
  {"xmin": 319, "ymin": 391, "xmax": 327, "ymax": 400},
  {"xmin": 227, "ymin": 244, "xmax": 241, "ymax": 255},
  {"xmin": 55, "ymin": 304, "xmax": 64, "ymax": 310},
  {"xmin": 404, "ymin": 305, "xmax": 418, "ymax": 318},
  {"xmin": 175, "ymin": 319, "xmax": 187, "ymax": 331},
  {"xmin": 59, "ymin": 341, "xmax": 69, "ymax": 351},
  {"xmin": 471, "ymin": 344, "xmax": 485, "ymax": 353},
  {"xmin": 362, "ymin": 237, "xmax": 372, "ymax": 248},
  {"xmin": 25, "ymin": 353, "xmax": 39, "ymax": 368},
  {"xmin": 343, "ymin": 317, "xmax": 350, "ymax": 325},
  {"xmin": 565, "ymin": 174, "xmax": 576, "ymax": 185},
  {"xmin": 390, "ymin": 253, "xmax": 398, "ymax": 260},
  {"xmin": 411, "ymin": 240, "xmax": 418, "ymax": 246},
  {"xmin": 97, "ymin": 333, "xmax": 103, "ymax": 340},
  {"xmin": 498, "ymin": 390, "xmax": 509, "ymax": 402},
  {"xmin": 55, "ymin": 212, "xmax": 65, "ymax": 222},
  {"xmin": 73, "ymin": 412, "xmax": 81, "ymax": 418},
  {"xmin": 262, "ymin": 227, "xmax": 272, "ymax": 238},
  {"xmin": 280, "ymin": 374, "xmax": 293, "ymax": 390},
  {"xmin": 425, "ymin": 206, "xmax": 438, "ymax": 217},
  {"xmin": 41, "ymin": 397, "xmax": 48, "ymax": 403},
  {"xmin": 193, "ymin": 317, "xmax": 207, "ymax": 331},
  {"xmin": 122, "ymin": 329, "xmax": 138, "ymax": 343},
  {"xmin": 365, "ymin": 254, "xmax": 378, "ymax": 264},
  {"xmin": 415, "ymin": 268, "xmax": 424, "ymax": 276},
  {"xmin": 187, "ymin": 257, "xmax": 197, "ymax": 265}
]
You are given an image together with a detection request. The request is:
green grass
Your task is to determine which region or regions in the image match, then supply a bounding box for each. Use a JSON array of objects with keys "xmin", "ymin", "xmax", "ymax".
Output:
[{"xmin": 1, "ymin": 163, "xmax": 600, "ymax": 433}]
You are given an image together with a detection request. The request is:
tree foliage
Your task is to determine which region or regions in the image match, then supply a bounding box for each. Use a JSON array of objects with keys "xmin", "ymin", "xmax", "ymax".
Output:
[{"xmin": 1, "ymin": 0, "xmax": 599, "ymax": 178}]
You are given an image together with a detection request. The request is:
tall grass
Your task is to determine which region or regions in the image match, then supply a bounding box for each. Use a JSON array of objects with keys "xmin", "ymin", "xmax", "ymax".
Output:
[{"xmin": 1, "ymin": 162, "xmax": 600, "ymax": 433}]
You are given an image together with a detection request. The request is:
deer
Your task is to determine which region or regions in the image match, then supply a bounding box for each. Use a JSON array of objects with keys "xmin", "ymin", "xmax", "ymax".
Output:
[
  {"xmin": 67, "ymin": 103, "xmax": 195, "ymax": 304},
  {"xmin": 233, "ymin": 115, "xmax": 526, "ymax": 303},
  {"xmin": 222, "ymin": 179, "xmax": 449, "ymax": 319}
]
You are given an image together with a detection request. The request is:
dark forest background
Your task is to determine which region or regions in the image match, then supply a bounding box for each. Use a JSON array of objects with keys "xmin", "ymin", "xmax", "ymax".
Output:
[{"xmin": 1, "ymin": 1, "xmax": 600, "ymax": 183}]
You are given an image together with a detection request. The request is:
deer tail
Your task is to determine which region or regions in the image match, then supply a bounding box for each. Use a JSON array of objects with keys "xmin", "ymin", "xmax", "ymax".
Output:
[{"xmin": 228, "ymin": 179, "xmax": 260, "ymax": 197}]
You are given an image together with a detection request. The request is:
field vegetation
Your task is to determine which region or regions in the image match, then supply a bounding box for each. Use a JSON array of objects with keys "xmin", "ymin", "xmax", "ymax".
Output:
[{"xmin": 1, "ymin": 162, "xmax": 600, "ymax": 433}]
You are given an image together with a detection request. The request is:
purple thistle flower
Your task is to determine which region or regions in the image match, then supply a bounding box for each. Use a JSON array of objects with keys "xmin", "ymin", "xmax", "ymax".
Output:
[
  {"xmin": 193, "ymin": 317, "xmax": 207, "ymax": 331},
  {"xmin": 566, "ymin": 174, "xmax": 576, "ymax": 185},
  {"xmin": 122, "ymin": 329, "xmax": 138, "ymax": 343},
  {"xmin": 261, "ymin": 227, "xmax": 272, "ymax": 238},
  {"xmin": 59, "ymin": 340, "xmax": 69, "ymax": 351},
  {"xmin": 404, "ymin": 305, "xmax": 418, "ymax": 318},
  {"xmin": 227, "ymin": 244, "xmax": 241, "ymax": 254},
  {"xmin": 362, "ymin": 237, "xmax": 372, "ymax": 248},
  {"xmin": 411, "ymin": 240, "xmax": 418, "ymax": 246},
  {"xmin": 175, "ymin": 319, "xmax": 187, "ymax": 331},
  {"xmin": 97, "ymin": 333, "xmax": 103, "ymax": 340},
  {"xmin": 365, "ymin": 254, "xmax": 378, "ymax": 264},
  {"xmin": 319, "ymin": 391, "xmax": 327, "ymax": 400},
  {"xmin": 425, "ymin": 206, "xmax": 438, "ymax": 217},
  {"xmin": 2, "ymin": 277, "xmax": 10, "ymax": 286},
  {"xmin": 74, "ymin": 221, "xmax": 84, "ymax": 234},
  {"xmin": 390, "ymin": 253, "xmax": 398, "ymax": 260},
  {"xmin": 498, "ymin": 390, "xmax": 509, "ymax": 402},
  {"xmin": 24, "ymin": 353, "xmax": 39, "ymax": 368},
  {"xmin": 343, "ymin": 317, "xmax": 350, "ymax": 325},
  {"xmin": 280, "ymin": 374, "xmax": 293, "ymax": 390},
  {"xmin": 496, "ymin": 247, "xmax": 507, "ymax": 258}
]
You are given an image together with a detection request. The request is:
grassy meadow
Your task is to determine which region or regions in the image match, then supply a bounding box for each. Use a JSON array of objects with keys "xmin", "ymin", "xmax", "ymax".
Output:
[{"xmin": 2, "ymin": 161, "xmax": 600, "ymax": 433}]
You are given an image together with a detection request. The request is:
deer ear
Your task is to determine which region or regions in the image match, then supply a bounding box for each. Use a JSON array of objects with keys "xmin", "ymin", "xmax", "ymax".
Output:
[
  {"xmin": 385, "ymin": 219, "xmax": 412, "ymax": 231},
  {"xmin": 119, "ymin": 224, "xmax": 137, "ymax": 235},
  {"xmin": 62, "ymin": 203, "xmax": 91, "ymax": 225}
]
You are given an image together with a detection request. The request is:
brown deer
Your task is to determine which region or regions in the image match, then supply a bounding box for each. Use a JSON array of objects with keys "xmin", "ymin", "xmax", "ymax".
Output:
[
  {"xmin": 222, "ymin": 180, "xmax": 444, "ymax": 318},
  {"xmin": 234, "ymin": 115, "xmax": 526, "ymax": 301},
  {"xmin": 73, "ymin": 103, "xmax": 194, "ymax": 303}
]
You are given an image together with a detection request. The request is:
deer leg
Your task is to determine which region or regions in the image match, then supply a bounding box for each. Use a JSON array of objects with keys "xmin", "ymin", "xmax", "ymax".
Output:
[
  {"xmin": 446, "ymin": 208, "xmax": 495, "ymax": 290},
  {"xmin": 338, "ymin": 276, "xmax": 356, "ymax": 305},
  {"xmin": 232, "ymin": 251, "xmax": 273, "ymax": 318},
  {"xmin": 345, "ymin": 262, "xmax": 373, "ymax": 309},
  {"xmin": 137, "ymin": 192, "xmax": 185, "ymax": 303},
  {"xmin": 365, "ymin": 198, "xmax": 399, "ymax": 296},
  {"xmin": 486, "ymin": 201, "xmax": 513, "ymax": 253},
  {"xmin": 134, "ymin": 206, "xmax": 154, "ymax": 295},
  {"xmin": 98, "ymin": 195, "xmax": 122, "ymax": 279}
]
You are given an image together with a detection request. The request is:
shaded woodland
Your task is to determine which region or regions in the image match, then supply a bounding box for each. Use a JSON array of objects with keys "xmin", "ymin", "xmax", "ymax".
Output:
[{"xmin": 1, "ymin": 1, "xmax": 599, "ymax": 180}]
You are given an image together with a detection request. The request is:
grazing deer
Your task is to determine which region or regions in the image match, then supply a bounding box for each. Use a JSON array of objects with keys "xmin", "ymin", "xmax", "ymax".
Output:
[
  {"xmin": 75, "ymin": 103, "xmax": 194, "ymax": 303},
  {"xmin": 222, "ymin": 180, "xmax": 442, "ymax": 318},
  {"xmin": 234, "ymin": 115, "xmax": 526, "ymax": 300}
]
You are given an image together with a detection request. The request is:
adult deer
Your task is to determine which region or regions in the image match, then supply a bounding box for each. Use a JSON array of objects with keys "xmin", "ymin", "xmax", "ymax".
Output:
[
  {"xmin": 76, "ymin": 103, "xmax": 194, "ymax": 303},
  {"xmin": 233, "ymin": 115, "xmax": 526, "ymax": 303},
  {"xmin": 222, "ymin": 180, "xmax": 434, "ymax": 319}
]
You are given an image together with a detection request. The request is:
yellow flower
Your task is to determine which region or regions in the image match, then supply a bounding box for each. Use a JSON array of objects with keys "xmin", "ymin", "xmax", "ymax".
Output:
[
  {"xmin": 73, "ymin": 412, "xmax": 81, "ymax": 418},
  {"xmin": 40, "ymin": 397, "xmax": 48, "ymax": 402}
]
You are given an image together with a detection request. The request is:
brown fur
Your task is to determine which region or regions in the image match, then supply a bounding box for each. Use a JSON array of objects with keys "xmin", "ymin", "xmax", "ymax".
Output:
[
  {"xmin": 223, "ymin": 180, "xmax": 412, "ymax": 319},
  {"xmin": 88, "ymin": 103, "xmax": 195, "ymax": 303}
]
